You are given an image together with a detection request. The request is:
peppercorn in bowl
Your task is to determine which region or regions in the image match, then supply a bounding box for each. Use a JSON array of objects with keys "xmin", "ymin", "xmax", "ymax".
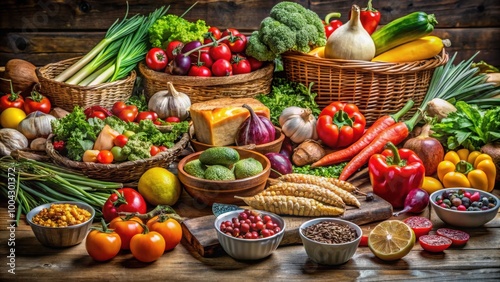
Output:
[
  {"xmin": 26, "ymin": 201, "xmax": 95, "ymax": 247},
  {"xmin": 299, "ymin": 218, "xmax": 362, "ymax": 265}
]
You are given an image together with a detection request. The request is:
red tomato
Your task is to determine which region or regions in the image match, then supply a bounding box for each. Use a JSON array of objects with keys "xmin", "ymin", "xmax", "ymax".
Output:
[
  {"xmin": 166, "ymin": 116, "xmax": 180, "ymax": 123},
  {"xmin": 85, "ymin": 226, "xmax": 122, "ymax": 261},
  {"xmin": 130, "ymin": 230, "xmax": 166, "ymax": 262},
  {"xmin": 118, "ymin": 106, "xmax": 138, "ymax": 122},
  {"xmin": 203, "ymin": 26, "xmax": 222, "ymax": 44},
  {"xmin": 88, "ymin": 110, "xmax": 107, "ymax": 120},
  {"xmin": 231, "ymin": 55, "xmax": 251, "ymax": 75},
  {"xmin": 191, "ymin": 47, "xmax": 213, "ymax": 68},
  {"xmin": 418, "ymin": 235, "xmax": 452, "ymax": 252},
  {"xmin": 209, "ymin": 43, "xmax": 232, "ymax": 62},
  {"xmin": 166, "ymin": 40, "xmax": 184, "ymax": 61},
  {"xmin": 114, "ymin": 134, "xmax": 128, "ymax": 147},
  {"xmin": 112, "ymin": 101, "xmax": 127, "ymax": 115},
  {"xmin": 359, "ymin": 234, "xmax": 369, "ymax": 247},
  {"xmin": 96, "ymin": 150, "xmax": 114, "ymax": 164},
  {"xmin": 222, "ymin": 28, "xmax": 240, "ymax": 38},
  {"xmin": 227, "ymin": 34, "xmax": 247, "ymax": 53},
  {"xmin": 109, "ymin": 216, "xmax": 144, "ymax": 250},
  {"xmin": 188, "ymin": 65, "xmax": 212, "ymax": 77},
  {"xmin": 102, "ymin": 188, "xmax": 147, "ymax": 222},
  {"xmin": 246, "ymin": 56, "xmax": 263, "ymax": 71},
  {"xmin": 0, "ymin": 92, "xmax": 24, "ymax": 111},
  {"xmin": 136, "ymin": 111, "xmax": 157, "ymax": 122},
  {"xmin": 403, "ymin": 216, "xmax": 433, "ymax": 238},
  {"xmin": 146, "ymin": 47, "xmax": 168, "ymax": 71},
  {"xmin": 159, "ymin": 145, "xmax": 168, "ymax": 152},
  {"xmin": 150, "ymin": 145, "xmax": 161, "ymax": 157},
  {"xmin": 436, "ymin": 228, "xmax": 470, "ymax": 246},
  {"xmin": 147, "ymin": 215, "xmax": 183, "ymax": 251},
  {"xmin": 24, "ymin": 91, "xmax": 51, "ymax": 114},
  {"xmin": 212, "ymin": 59, "xmax": 232, "ymax": 77}
]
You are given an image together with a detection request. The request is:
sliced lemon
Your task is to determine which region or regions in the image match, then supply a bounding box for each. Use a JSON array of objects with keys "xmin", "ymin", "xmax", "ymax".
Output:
[{"xmin": 368, "ymin": 220, "xmax": 416, "ymax": 261}]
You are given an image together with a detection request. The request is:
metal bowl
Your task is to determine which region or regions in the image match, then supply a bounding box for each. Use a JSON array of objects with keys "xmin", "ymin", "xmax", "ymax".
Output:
[
  {"xmin": 26, "ymin": 201, "xmax": 95, "ymax": 247},
  {"xmin": 299, "ymin": 218, "xmax": 362, "ymax": 265},
  {"xmin": 430, "ymin": 188, "xmax": 499, "ymax": 228},
  {"xmin": 214, "ymin": 210, "xmax": 285, "ymax": 260}
]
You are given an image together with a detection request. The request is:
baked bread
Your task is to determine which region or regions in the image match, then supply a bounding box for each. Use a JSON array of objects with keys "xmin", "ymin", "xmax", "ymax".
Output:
[{"xmin": 190, "ymin": 98, "xmax": 270, "ymax": 146}]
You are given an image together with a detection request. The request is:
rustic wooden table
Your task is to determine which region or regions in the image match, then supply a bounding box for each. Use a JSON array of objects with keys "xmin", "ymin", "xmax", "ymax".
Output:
[{"xmin": 1, "ymin": 178, "xmax": 499, "ymax": 281}]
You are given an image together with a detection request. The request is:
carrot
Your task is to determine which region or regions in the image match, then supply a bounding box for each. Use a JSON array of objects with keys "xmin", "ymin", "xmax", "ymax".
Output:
[
  {"xmin": 311, "ymin": 100, "xmax": 414, "ymax": 168},
  {"xmin": 339, "ymin": 112, "xmax": 421, "ymax": 181}
]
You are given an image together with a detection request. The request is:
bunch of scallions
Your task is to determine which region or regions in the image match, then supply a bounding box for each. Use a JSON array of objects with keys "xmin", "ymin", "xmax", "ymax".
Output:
[{"xmin": 54, "ymin": 5, "xmax": 168, "ymax": 86}]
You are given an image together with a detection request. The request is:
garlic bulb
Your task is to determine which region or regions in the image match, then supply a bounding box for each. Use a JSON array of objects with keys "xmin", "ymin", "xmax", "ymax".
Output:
[
  {"xmin": 324, "ymin": 4, "xmax": 376, "ymax": 61},
  {"xmin": 279, "ymin": 107, "xmax": 318, "ymax": 144},
  {"xmin": 148, "ymin": 82, "xmax": 191, "ymax": 121},
  {"xmin": 17, "ymin": 111, "xmax": 56, "ymax": 140},
  {"xmin": 0, "ymin": 128, "xmax": 29, "ymax": 156}
]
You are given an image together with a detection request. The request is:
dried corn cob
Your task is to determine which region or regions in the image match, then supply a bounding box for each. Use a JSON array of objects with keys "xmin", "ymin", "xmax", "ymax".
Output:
[
  {"xmin": 276, "ymin": 174, "xmax": 361, "ymax": 207},
  {"xmin": 235, "ymin": 195, "xmax": 345, "ymax": 216},
  {"xmin": 265, "ymin": 182, "xmax": 345, "ymax": 208},
  {"xmin": 278, "ymin": 173, "xmax": 358, "ymax": 192}
]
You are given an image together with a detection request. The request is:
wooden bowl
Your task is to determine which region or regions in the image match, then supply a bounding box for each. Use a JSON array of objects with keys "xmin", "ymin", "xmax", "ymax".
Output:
[
  {"xmin": 177, "ymin": 148, "xmax": 271, "ymax": 206},
  {"xmin": 190, "ymin": 126, "xmax": 285, "ymax": 155}
]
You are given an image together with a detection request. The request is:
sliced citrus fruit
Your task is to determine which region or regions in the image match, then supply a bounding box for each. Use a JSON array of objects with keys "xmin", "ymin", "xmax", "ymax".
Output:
[{"xmin": 368, "ymin": 220, "xmax": 416, "ymax": 261}]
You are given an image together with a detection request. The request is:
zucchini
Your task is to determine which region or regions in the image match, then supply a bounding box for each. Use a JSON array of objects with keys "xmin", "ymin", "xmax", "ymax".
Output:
[
  {"xmin": 372, "ymin": 12, "xmax": 438, "ymax": 56},
  {"xmin": 372, "ymin": 36, "xmax": 451, "ymax": 63}
]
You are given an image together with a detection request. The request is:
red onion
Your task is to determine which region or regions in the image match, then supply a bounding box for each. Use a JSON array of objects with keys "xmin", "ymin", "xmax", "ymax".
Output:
[
  {"xmin": 393, "ymin": 188, "xmax": 430, "ymax": 217},
  {"xmin": 279, "ymin": 136, "xmax": 294, "ymax": 160},
  {"xmin": 235, "ymin": 104, "xmax": 276, "ymax": 146},
  {"xmin": 265, "ymin": 152, "xmax": 293, "ymax": 178}
]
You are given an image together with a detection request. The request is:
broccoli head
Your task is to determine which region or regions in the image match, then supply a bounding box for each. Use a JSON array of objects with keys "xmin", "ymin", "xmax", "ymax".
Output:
[{"xmin": 245, "ymin": 31, "xmax": 277, "ymax": 62}]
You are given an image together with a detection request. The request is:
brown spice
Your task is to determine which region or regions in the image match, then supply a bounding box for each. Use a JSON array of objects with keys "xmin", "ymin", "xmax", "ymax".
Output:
[{"xmin": 302, "ymin": 221, "xmax": 358, "ymax": 244}]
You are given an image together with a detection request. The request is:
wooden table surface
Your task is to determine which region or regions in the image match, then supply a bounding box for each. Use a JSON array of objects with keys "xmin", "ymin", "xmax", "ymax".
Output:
[{"xmin": 1, "ymin": 178, "xmax": 499, "ymax": 281}]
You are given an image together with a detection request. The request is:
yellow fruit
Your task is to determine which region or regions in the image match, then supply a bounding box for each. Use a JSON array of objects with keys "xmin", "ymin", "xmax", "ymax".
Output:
[
  {"xmin": 368, "ymin": 220, "xmax": 415, "ymax": 261},
  {"xmin": 421, "ymin": 176, "xmax": 444, "ymax": 194},
  {"xmin": 1, "ymin": 107, "xmax": 26, "ymax": 129},
  {"xmin": 138, "ymin": 167, "xmax": 182, "ymax": 206}
]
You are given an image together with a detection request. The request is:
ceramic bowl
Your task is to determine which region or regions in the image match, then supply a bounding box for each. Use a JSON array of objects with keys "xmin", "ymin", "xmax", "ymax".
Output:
[
  {"xmin": 177, "ymin": 148, "xmax": 271, "ymax": 206},
  {"xmin": 299, "ymin": 218, "xmax": 362, "ymax": 265},
  {"xmin": 26, "ymin": 201, "xmax": 95, "ymax": 247},
  {"xmin": 214, "ymin": 210, "xmax": 285, "ymax": 260},
  {"xmin": 430, "ymin": 188, "xmax": 499, "ymax": 228}
]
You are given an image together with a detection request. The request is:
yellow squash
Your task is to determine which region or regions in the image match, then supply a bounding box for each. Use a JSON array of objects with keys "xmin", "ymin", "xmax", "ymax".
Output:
[{"xmin": 371, "ymin": 36, "xmax": 450, "ymax": 63}]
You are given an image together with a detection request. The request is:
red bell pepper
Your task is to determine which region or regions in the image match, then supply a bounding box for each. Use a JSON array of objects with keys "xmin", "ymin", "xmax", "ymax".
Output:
[
  {"xmin": 323, "ymin": 12, "xmax": 342, "ymax": 38},
  {"xmin": 316, "ymin": 101, "xmax": 366, "ymax": 149},
  {"xmin": 368, "ymin": 142, "xmax": 425, "ymax": 208},
  {"xmin": 349, "ymin": 0, "xmax": 381, "ymax": 35}
]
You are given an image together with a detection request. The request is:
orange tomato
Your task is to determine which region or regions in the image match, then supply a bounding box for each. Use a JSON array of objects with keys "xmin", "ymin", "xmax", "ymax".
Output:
[
  {"xmin": 109, "ymin": 216, "xmax": 144, "ymax": 250},
  {"xmin": 130, "ymin": 231, "xmax": 166, "ymax": 262},
  {"xmin": 85, "ymin": 228, "xmax": 121, "ymax": 261},
  {"xmin": 147, "ymin": 215, "xmax": 182, "ymax": 251}
]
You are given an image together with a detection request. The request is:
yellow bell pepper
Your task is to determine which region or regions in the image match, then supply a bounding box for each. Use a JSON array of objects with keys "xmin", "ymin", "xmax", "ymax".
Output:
[
  {"xmin": 308, "ymin": 47, "xmax": 325, "ymax": 58},
  {"xmin": 421, "ymin": 176, "xmax": 444, "ymax": 194},
  {"xmin": 438, "ymin": 150, "xmax": 496, "ymax": 192}
]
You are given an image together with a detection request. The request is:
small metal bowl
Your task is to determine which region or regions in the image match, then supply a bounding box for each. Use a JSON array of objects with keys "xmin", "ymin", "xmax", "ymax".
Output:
[
  {"xmin": 26, "ymin": 201, "xmax": 95, "ymax": 247},
  {"xmin": 214, "ymin": 210, "xmax": 285, "ymax": 260},
  {"xmin": 300, "ymin": 218, "xmax": 362, "ymax": 265}
]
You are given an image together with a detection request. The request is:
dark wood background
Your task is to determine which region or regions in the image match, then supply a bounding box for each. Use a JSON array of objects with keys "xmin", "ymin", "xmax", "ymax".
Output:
[{"xmin": 0, "ymin": 0, "xmax": 499, "ymax": 67}]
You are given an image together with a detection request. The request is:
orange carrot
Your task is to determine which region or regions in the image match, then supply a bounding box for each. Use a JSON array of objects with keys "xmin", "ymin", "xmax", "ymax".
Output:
[
  {"xmin": 339, "ymin": 112, "xmax": 421, "ymax": 181},
  {"xmin": 311, "ymin": 100, "xmax": 414, "ymax": 168}
]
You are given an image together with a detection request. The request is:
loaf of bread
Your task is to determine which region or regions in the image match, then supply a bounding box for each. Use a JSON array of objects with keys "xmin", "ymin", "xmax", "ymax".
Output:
[{"xmin": 190, "ymin": 98, "xmax": 270, "ymax": 146}]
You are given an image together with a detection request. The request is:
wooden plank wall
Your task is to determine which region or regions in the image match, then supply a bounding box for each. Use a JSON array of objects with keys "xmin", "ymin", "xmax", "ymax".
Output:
[{"xmin": 0, "ymin": 0, "xmax": 499, "ymax": 67}]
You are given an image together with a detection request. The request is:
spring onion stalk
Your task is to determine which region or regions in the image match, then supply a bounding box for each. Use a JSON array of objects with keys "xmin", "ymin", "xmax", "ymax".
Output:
[
  {"xmin": 54, "ymin": 4, "xmax": 143, "ymax": 82},
  {"xmin": 78, "ymin": 60, "xmax": 116, "ymax": 86}
]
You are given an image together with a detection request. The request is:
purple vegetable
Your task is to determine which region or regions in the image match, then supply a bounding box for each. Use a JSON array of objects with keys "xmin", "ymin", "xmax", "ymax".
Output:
[
  {"xmin": 235, "ymin": 104, "xmax": 276, "ymax": 146},
  {"xmin": 171, "ymin": 55, "xmax": 192, "ymax": 75},
  {"xmin": 265, "ymin": 152, "xmax": 293, "ymax": 178},
  {"xmin": 393, "ymin": 188, "xmax": 430, "ymax": 217},
  {"xmin": 279, "ymin": 136, "xmax": 294, "ymax": 160},
  {"xmin": 181, "ymin": 40, "xmax": 202, "ymax": 53}
]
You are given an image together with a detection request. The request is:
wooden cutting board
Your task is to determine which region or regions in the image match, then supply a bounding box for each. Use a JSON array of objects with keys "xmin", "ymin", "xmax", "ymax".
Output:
[{"xmin": 181, "ymin": 169, "xmax": 393, "ymax": 257}]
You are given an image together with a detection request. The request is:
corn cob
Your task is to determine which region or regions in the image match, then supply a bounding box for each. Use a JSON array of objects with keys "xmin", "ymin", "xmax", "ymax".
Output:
[
  {"xmin": 276, "ymin": 174, "xmax": 361, "ymax": 207},
  {"xmin": 235, "ymin": 195, "xmax": 345, "ymax": 216},
  {"xmin": 264, "ymin": 182, "xmax": 345, "ymax": 208},
  {"xmin": 277, "ymin": 173, "xmax": 358, "ymax": 192}
]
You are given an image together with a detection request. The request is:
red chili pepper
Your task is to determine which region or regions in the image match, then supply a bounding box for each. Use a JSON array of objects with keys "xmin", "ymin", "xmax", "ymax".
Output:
[
  {"xmin": 316, "ymin": 101, "xmax": 366, "ymax": 149},
  {"xmin": 349, "ymin": 0, "xmax": 381, "ymax": 35},
  {"xmin": 368, "ymin": 142, "xmax": 425, "ymax": 208},
  {"xmin": 324, "ymin": 12, "xmax": 342, "ymax": 38},
  {"xmin": 53, "ymin": 140, "xmax": 65, "ymax": 151}
]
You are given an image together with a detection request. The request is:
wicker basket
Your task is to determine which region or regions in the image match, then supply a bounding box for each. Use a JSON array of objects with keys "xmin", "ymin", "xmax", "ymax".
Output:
[
  {"xmin": 139, "ymin": 62, "xmax": 274, "ymax": 103},
  {"xmin": 45, "ymin": 133, "xmax": 190, "ymax": 183},
  {"xmin": 36, "ymin": 57, "xmax": 136, "ymax": 112},
  {"xmin": 282, "ymin": 50, "xmax": 449, "ymax": 125}
]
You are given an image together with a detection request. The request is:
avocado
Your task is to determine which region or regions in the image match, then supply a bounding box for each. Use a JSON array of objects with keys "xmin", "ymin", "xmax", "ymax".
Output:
[
  {"xmin": 184, "ymin": 159, "xmax": 206, "ymax": 179},
  {"xmin": 204, "ymin": 165, "xmax": 236, "ymax": 181},
  {"xmin": 199, "ymin": 147, "xmax": 240, "ymax": 167},
  {"xmin": 233, "ymin": 157, "xmax": 264, "ymax": 179}
]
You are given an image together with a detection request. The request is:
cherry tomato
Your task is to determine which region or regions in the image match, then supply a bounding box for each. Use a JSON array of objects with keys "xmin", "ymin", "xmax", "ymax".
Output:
[
  {"xmin": 188, "ymin": 65, "xmax": 212, "ymax": 77},
  {"xmin": 209, "ymin": 43, "xmax": 232, "ymax": 62},
  {"xmin": 222, "ymin": 28, "xmax": 240, "ymax": 38},
  {"xmin": 436, "ymin": 228, "xmax": 470, "ymax": 246},
  {"xmin": 145, "ymin": 47, "xmax": 168, "ymax": 71},
  {"xmin": 418, "ymin": 235, "xmax": 452, "ymax": 253},
  {"xmin": 191, "ymin": 47, "xmax": 213, "ymax": 68},
  {"xmin": 166, "ymin": 40, "xmax": 184, "ymax": 61},
  {"xmin": 112, "ymin": 101, "xmax": 127, "ymax": 115},
  {"xmin": 136, "ymin": 111, "xmax": 158, "ymax": 122},
  {"xmin": 118, "ymin": 106, "xmax": 138, "ymax": 122},
  {"xmin": 24, "ymin": 90, "xmax": 51, "ymax": 114},
  {"xmin": 110, "ymin": 146, "xmax": 128, "ymax": 162},
  {"xmin": 114, "ymin": 134, "xmax": 128, "ymax": 148},
  {"xmin": 96, "ymin": 150, "xmax": 114, "ymax": 164},
  {"xmin": 227, "ymin": 34, "xmax": 247, "ymax": 53},
  {"xmin": 359, "ymin": 234, "xmax": 369, "ymax": 247},
  {"xmin": 159, "ymin": 145, "xmax": 168, "ymax": 152},
  {"xmin": 109, "ymin": 216, "xmax": 144, "ymax": 250},
  {"xmin": 231, "ymin": 55, "xmax": 251, "ymax": 75},
  {"xmin": 0, "ymin": 92, "xmax": 24, "ymax": 111},
  {"xmin": 403, "ymin": 216, "xmax": 433, "ymax": 238},
  {"xmin": 246, "ymin": 56, "xmax": 263, "ymax": 71},
  {"xmin": 102, "ymin": 188, "xmax": 147, "ymax": 222},
  {"xmin": 147, "ymin": 215, "xmax": 183, "ymax": 251},
  {"xmin": 204, "ymin": 26, "xmax": 222, "ymax": 44},
  {"xmin": 150, "ymin": 145, "xmax": 161, "ymax": 157},
  {"xmin": 88, "ymin": 110, "xmax": 107, "ymax": 120},
  {"xmin": 85, "ymin": 220, "xmax": 122, "ymax": 261},
  {"xmin": 212, "ymin": 59, "xmax": 232, "ymax": 77},
  {"xmin": 165, "ymin": 116, "xmax": 181, "ymax": 123},
  {"xmin": 130, "ymin": 229, "xmax": 166, "ymax": 263}
]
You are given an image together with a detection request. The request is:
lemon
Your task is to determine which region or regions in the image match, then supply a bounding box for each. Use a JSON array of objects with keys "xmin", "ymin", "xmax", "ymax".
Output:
[
  {"xmin": 368, "ymin": 220, "xmax": 416, "ymax": 261},
  {"xmin": 138, "ymin": 167, "xmax": 182, "ymax": 206},
  {"xmin": 1, "ymin": 108, "xmax": 27, "ymax": 129}
]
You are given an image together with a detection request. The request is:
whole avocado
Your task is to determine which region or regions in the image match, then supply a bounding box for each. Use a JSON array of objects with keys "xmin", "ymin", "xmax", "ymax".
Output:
[
  {"xmin": 234, "ymin": 158, "xmax": 264, "ymax": 179},
  {"xmin": 204, "ymin": 165, "xmax": 236, "ymax": 181},
  {"xmin": 184, "ymin": 159, "xmax": 206, "ymax": 179},
  {"xmin": 199, "ymin": 147, "xmax": 240, "ymax": 167}
]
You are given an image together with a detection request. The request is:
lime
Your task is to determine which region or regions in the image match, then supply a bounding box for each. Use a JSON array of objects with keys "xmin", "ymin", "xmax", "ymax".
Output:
[
  {"xmin": 368, "ymin": 220, "xmax": 416, "ymax": 261},
  {"xmin": 138, "ymin": 167, "xmax": 182, "ymax": 206},
  {"xmin": 1, "ymin": 107, "xmax": 27, "ymax": 129}
]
